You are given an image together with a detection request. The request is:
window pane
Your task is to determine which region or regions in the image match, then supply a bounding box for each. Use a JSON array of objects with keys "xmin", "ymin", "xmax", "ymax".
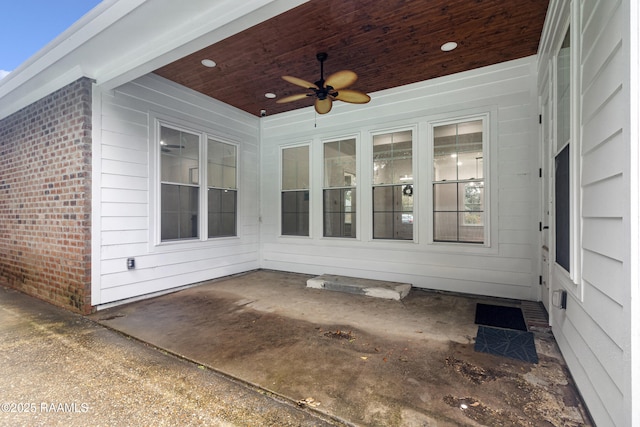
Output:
[
  {"xmin": 373, "ymin": 131, "xmax": 412, "ymax": 185},
  {"xmin": 373, "ymin": 212, "xmax": 394, "ymax": 239},
  {"xmin": 161, "ymin": 126, "xmax": 200, "ymax": 184},
  {"xmin": 208, "ymin": 139, "xmax": 236, "ymax": 189},
  {"xmin": 457, "ymin": 149, "xmax": 483, "ymax": 180},
  {"xmin": 557, "ymin": 28, "xmax": 571, "ymax": 147},
  {"xmin": 396, "ymin": 214, "xmax": 413, "ymax": 239},
  {"xmin": 457, "ymin": 123, "xmax": 483, "ymax": 180},
  {"xmin": 324, "ymin": 139, "xmax": 356, "ymax": 188},
  {"xmin": 323, "ymin": 188, "xmax": 356, "ymax": 238},
  {"xmin": 372, "ymin": 185, "xmax": 412, "ymax": 240},
  {"xmin": 433, "ymin": 182, "xmax": 484, "ymax": 242},
  {"xmin": 433, "ymin": 119, "xmax": 485, "ymax": 244},
  {"xmin": 555, "ymin": 144, "xmax": 570, "ymax": 271},
  {"xmin": 324, "ymin": 189, "xmax": 342, "ymax": 212},
  {"xmin": 208, "ymin": 188, "xmax": 237, "ymax": 237},
  {"xmin": 161, "ymin": 184, "xmax": 198, "ymax": 241},
  {"xmin": 281, "ymin": 190, "xmax": 309, "ymax": 236},
  {"xmin": 459, "ymin": 213, "xmax": 485, "ymax": 243},
  {"xmin": 282, "ymin": 146, "xmax": 309, "ymax": 190},
  {"xmin": 434, "ymin": 121, "xmax": 483, "ymax": 181},
  {"xmin": 324, "ymin": 213, "xmax": 343, "ymax": 237},
  {"xmin": 401, "ymin": 186, "xmax": 414, "ymax": 211},
  {"xmin": 433, "ymin": 182, "xmax": 457, "ymax": 211},
  {"xmin": 434, "ymin": 124, "xmax": 458, "ymax": 181},
  {"xmin": 392, "ymin": 156, "xmax": 413, "ymax": 184},
  {"xmin": 373, "ymin": 186, "xmax": 393, "ymax": 211},
  {"xmin": 462, "ymin": 182, "xmax": 484, "ymax": 214},
  {"xmin": 433, "ymin": 212, "xmax": 457, "ymax": 241}
]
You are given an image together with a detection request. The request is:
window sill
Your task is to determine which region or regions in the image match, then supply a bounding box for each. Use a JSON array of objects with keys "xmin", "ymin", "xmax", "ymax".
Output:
[{"xmin": 152, "ymin": 235, "xmax": 241, "ymax": 252}]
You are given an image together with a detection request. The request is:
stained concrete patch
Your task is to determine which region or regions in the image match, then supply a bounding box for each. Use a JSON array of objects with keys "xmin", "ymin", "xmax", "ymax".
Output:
[
  {"xmin": 93, "ymin": 270, "xmax": 591, "ymax": 426},
  {"xmin": 0, "ymin": 285, "xmax": 340, "ymax": 427}
]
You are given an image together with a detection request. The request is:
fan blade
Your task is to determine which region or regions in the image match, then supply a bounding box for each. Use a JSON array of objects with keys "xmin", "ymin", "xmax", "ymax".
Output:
[
  {"xmin": 325, "ymin": 70, "xmax": 358, "ymax": 90},
  {"xmin": 315, "ymin": 98, "xmax": 333, "ymax": 114},
  {"xmin": 276, "ymin": 93, "xmax": 311, "ymax": 104},
  {"xmin": 335, "ymin": 89, "xmax": 371, "ymax": 104},
  {"xmin": 282, "ymin": 75, "xmax": 319, "ymax": 89}
]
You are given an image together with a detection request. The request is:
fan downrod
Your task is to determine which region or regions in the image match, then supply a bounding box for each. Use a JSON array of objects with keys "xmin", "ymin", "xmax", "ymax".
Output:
[{"xmin": 315, "ymin": 52, "xmax": 333, "ymax": 100}]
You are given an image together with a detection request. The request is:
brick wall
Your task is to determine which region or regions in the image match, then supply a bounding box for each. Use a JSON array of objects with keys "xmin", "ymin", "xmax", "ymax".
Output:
[{"xmin": 0, "ymin": 77, "xmax": 93, "ymax": 314}]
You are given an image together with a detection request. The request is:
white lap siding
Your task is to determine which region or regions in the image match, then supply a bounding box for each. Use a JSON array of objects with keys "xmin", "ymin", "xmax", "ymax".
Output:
[
  {"xmin": 538, "ymin": 0, "xmax": 635, "ymax": 425},
  {"xmin": 260, "ymin": 56, "xmax": 540, "ymax": 301},
  {"xmin": 91, "ymin": 74, "xmax": 260, "ymax": 306}
]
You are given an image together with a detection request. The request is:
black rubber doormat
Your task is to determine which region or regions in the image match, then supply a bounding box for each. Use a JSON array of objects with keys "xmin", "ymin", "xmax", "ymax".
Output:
[
  {"xmin": 474, "ymin": 325, "xmax": 538, "ymax": 364},
  {"xmin": 474, "ymin": 303, "xmax": 527, "ymax": 331}
]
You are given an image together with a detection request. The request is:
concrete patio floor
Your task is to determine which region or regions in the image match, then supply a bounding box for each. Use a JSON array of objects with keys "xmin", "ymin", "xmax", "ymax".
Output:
[
  {"xmin": 0, "ymin": 282, "xmax": 338, "ymax": 427},
  {"xmin": 92, "ymin": 270, "xmax": 591, "ymax": 426}
]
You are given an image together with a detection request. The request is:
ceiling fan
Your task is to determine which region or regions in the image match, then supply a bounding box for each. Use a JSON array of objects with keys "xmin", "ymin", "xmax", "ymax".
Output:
[
  {"xmin": 276, "ymin": 52, "xmax": 371, "ymax": 114},
  {"xmin": 160, "ymin": 143, "xmax": 184, "ymax": 153}
]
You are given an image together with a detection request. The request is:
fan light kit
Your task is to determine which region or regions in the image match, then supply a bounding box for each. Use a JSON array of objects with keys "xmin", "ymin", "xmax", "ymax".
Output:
[{"xmin": 277, "ymin": 52, "xmax": 371, "ymax": 114}]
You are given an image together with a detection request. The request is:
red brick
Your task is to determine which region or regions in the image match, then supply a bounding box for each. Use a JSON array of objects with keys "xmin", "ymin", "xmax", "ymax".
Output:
[{"xmin": 0, "ymin": 78, "xmax": 93, "ymax": 314}]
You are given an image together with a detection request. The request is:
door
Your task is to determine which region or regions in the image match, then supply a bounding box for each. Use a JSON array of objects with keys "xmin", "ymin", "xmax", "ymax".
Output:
[{"xmin": 540, "ymin": 80, "xmax": 551, "ymax": 313}]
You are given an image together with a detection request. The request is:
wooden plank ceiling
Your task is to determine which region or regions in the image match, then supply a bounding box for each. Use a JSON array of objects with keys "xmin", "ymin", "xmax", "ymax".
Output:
[{"xmin": 154, "ymin": 0, "xmax": 549, "ymax": 117}]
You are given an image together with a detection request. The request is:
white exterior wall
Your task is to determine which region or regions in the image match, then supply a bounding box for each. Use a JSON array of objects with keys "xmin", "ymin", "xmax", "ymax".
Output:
[
  {"xmin": 538, "ymin": 0, "xmax": 637, "ymax": 425},
  {"xmin": 91, "ymin": 74, "xmax": 260, "ymax": 306},
  {"xmin": 260, "ymin": 56, "xmax": 541, "ymax": 301}
]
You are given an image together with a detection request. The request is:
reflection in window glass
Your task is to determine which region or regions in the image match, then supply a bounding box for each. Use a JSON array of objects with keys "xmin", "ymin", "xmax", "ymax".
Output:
[
  {"xmin": 282, "ymin": 146, "xmax": 309, "ymax": 190},
  {"xmin": 282, "ymin": 146, "xmax": 310, "ymax": 236},
  {"xmin": 555, "ymin": 27, "xmax": 571, "ymax": 273},
  {"xmin": 208, "ymin": 139, "xmax": 237, "ymax": 189},
  {"xmin": 160, "ymin": 126, "xmax": 200, "ymax": 241},
  {"xmin": 433, "ymin": 120, "xmax": 484, "ymax": 243},
  {"xmin": 324, "ymin": 139, "xmax": 356, "ymax": 238},
  {"xmin": 372, "ymin": 131, "xmax": 413, "ymax": 240},
  {"xmin": 208, "ymin": 139, "xmax": 237, "ymax": 237},
  {"xmin": 557, "ymin": 27, "xmax": 571, "ymax": 148}
]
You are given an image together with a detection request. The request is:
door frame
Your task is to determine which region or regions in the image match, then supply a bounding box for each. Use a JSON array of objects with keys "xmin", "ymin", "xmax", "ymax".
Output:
[{"xmin": 539, "ymin": 74, "xmax": 552, "ymax": 321}]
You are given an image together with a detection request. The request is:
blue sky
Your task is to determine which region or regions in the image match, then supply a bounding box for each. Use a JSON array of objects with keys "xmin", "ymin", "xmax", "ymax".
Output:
[{"xmin": 0, "ymin": 0, "xmax": 103, "ymax": 79}]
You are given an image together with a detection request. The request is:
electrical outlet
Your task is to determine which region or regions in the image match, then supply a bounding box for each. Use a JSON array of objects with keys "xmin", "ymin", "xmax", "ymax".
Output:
[
  {"xmin": 552, "ymin": 289, "xmax": 567, "ymax": 309},
  {"xmin": 127, "ymin": 258, "xmax": 135, "ymax": 270}
]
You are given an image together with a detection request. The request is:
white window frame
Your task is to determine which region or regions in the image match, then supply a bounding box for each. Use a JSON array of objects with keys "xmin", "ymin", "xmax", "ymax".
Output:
[
  {"xmin": 280, "ymin": 142, "xmax": 312, "ymax": 238},
  {"xmin": 370, "ymin": 126, "xmax": 418, "ymax": 242},
  {"xmin": 149, "ymin": 113, "xmax": 240, "ymax": 250},
  {"xmin": 550, "ymin": 1, "xmax": 582, "ymax": 298},
  {"xmin": 158, "ymin": 122, "xmax": 202, "ymax": 242},
  {"xmin": 428, "ymin": 113, "xmax": 490, "ymax": 247},
  {"xmin": 206, "ymin": 137, "xmax": 240, "ymax": 239},
  {"xmin": 321, "ymin": 136, "xmax": 359, "ymax": 239}
]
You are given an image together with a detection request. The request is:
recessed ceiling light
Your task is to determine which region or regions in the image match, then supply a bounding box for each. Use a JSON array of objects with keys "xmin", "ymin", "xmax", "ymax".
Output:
[
  {"xmin": 201, "ymin": 59, "xmax": 217, "ymax": 68},
  {"xmin": 441, "ymin": 41, "xmax": 458, "ymax": 52},
  {"xmin": 264, "ymin": 93, "xmax": 276, "ymax": 99}
]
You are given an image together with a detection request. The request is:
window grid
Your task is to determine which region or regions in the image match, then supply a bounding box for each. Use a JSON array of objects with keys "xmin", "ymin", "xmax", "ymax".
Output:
[
  {"xmin": 208, "ymin": 139, "xmax": 238, "ymax": 238},
  {"xmin": 323, "ymin": 139, "xmax": 356, "ymax": 238},
  {"xmin": 372, "ymin": 130, "xmax": 413, "ymax": 240},
  {"xmin": 432, "ymin": 120, "xmax": 485, "ymax": 244},
  {"xmin": 160, "ymin": 125, "xmax": 200, "ymax": 241},
  {"xmin": 372, "ymin": 184, "xmax": 413, "ymax": 240},
  {"xmin": 159, "ymin": 123, "xmax": 239, "ymax": 242},
  {"xmin": 555, "ymin": 26, "xmax": 571, "ymax": 273},
  {"xmin": 281, "ymin": 145, "xmax": 310, "ymax": 236}
]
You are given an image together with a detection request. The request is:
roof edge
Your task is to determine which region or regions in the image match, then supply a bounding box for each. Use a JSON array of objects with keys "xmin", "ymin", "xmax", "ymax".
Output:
[{"xmin": 0, "ymin": 0, "xmax": 307, "ymax": 120}]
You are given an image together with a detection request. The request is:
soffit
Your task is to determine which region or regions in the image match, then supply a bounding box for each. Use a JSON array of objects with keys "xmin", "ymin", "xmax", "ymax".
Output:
[{"xmin": 154, "ymin": 0, "xmax": 549, "ymax": 117}]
